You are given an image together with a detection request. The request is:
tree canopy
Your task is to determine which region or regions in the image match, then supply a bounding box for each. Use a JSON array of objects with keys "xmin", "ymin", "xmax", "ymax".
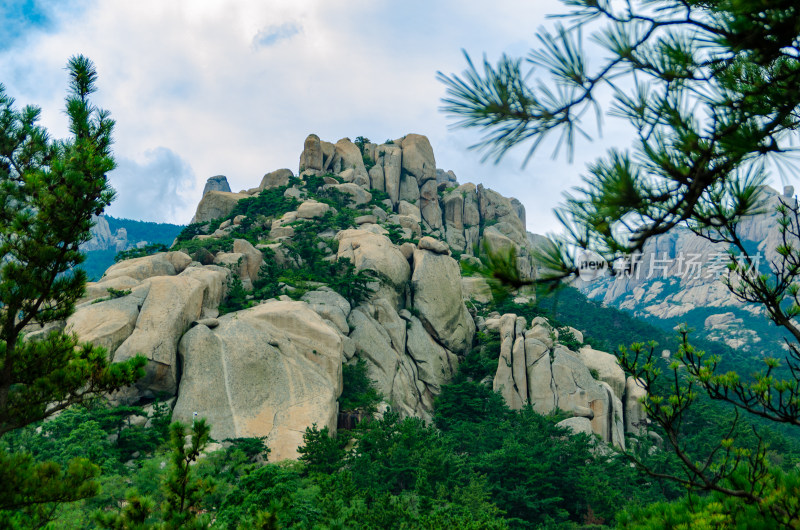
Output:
[
  {"xmin": 0, "ymin": 55, "xmax": 145, "ymax": 524},
  {"xmin": 440, "ymin": 0, "xmax": 800, "ymax": 525}
]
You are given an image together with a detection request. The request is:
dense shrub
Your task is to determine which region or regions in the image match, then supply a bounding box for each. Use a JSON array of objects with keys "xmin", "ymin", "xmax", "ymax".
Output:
[{"xmin": 339, "ymin": 359, "xmax": 383, "ymax": 414}]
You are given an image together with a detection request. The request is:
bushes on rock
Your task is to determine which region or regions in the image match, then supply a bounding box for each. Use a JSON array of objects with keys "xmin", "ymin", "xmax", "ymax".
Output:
[
  {"xmin": 457, "ymin": 330, "xmax": 502, "ymax": 382},
  {"xmin": 114, "ymin": 243, "xmax": 169, "ymax": 262},
  {"xmin": 228, "ymin": 186, "xmax": 300, "ymax": 224},
  {"xmin": 339, "ymin": 359, "xmax": 383, "ymax": 414},
  {"xmin": 172, "ymin": 235, "xmax": 233, "ymax": 256}
]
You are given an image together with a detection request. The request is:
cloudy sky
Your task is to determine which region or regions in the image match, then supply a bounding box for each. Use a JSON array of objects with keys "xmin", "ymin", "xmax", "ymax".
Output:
[{"xmin": 0, "ymin": 0, "xmax": 631, "ymax": 232}]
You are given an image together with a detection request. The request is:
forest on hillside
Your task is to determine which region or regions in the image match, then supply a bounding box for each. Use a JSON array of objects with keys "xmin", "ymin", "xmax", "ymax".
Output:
[{"xmin": 80, "ymin": 217, "xmax": 185, "ymax": 281}]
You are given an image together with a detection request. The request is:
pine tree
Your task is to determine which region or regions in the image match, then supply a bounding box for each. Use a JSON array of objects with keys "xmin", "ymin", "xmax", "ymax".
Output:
[
  {"xmin": 440, "ymin": 0, "xmax": 800, "ymax": 525},
  {"xmin": 160, "ymin": 419, "xmax": 214, "ymax": 529},
  {"xmin": 0, "ymin": 56, "xmax": 146, "ymax": 523}
]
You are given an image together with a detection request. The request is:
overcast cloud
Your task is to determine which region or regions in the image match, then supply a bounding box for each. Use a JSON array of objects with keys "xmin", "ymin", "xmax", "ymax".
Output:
[
  {"xmin": 0, "ymin": 0, "xmax": 631, "ymax": 231},
  {"xmin": 108, "ymin": 147, "xmax": 196, "ymax": 222}
]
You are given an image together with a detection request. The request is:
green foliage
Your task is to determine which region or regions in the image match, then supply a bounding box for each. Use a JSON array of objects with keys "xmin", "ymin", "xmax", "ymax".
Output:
[
  {"xmin": 339, "ymin": 359, "xmax": 383, "ymax": 414},
  {"xmin": 618, "ymin": 466, "xmax": 800, "ymax": 529},
  {"xmin": 280, "ymin": 218, "xmax": 376, "ymax": 306},
  {"xmin": 297, "ymin": 425, "xmax": 348, "ymax": 476},
  {"xmin": 355, "ymin": 137, "xmax": 375, "ymax": 171},
  {"xmin": 92, "ymin": 286, "xmax": 133, "ymax": 304},
  {"xmin": 0, "ymin": 399, "xmax": 171, "ymax": 527},
  {"xmin": 230, "ymin": 186, "xmax": 301, "ymax": 225},
  {"xmin": 0, "ymin": 449, "xmax": 101, "ymax": 528},
  {"xmin": 362, "ymin": 153, "xmax": 375, "ymax": 171},
  {"xmin": 298, "ymin": 173, "xmax": 342, "ymax": 193},
  {"xmin": 108, "ymin": 287, "xmax": 132, "ymax": 299},
  {"xmin": 93, "ymin": 490, "xmax": 155, "ymax": 530},
  {"xmin": 224, "ymin": 437, "xmax": 270, "ymax": 463},
  {"xmin": 0, "ymin": 55, "xmax": 147, "ymax": 443},
  {"xmin": 440, "ymin": 1, "xmax": 800, "ymax": 258},
  {"xmin": 174, "ymin": 221, "xmax": 210, "ymax": 243},
  {"xmin": 114, "ymin": 243, "xmax": 169, "ymax": 262},
  {"xmin": 457, "ymin": 330, "xmax": 502, "ymax": 382},
  {"xmin": 213, "ymin": 462, "xmax": 321, "ymax": 529},
  {"xmin": 367, "ymin": 188, "xmax": 390, "ymax": 210},
  {"xmin": 442, "ymin": 6, "xmax": 800, "ymax": 519},
  {"xmin": 354, "ymin": 136, "xmax": 370, "ymax": 153},
  {"xmin": 106, "ymin": 216, "xmax": 184, "ymax": 246},
  {"xmin": 433, "ymin": 379, "xmax": 509, "ymax": 432},
  {"xmin": 4, "ymin": 383, "xmax": 706, "ymax": 528},
  {"xmin": 557, "ymin": 327, "xmax": 581, "ymax": 351},
  {"xmin": 171, "ymin": 172, "xmax": 382, "ymax": 315},
  {"xmin": 435, "ymin": 381, "xmax": 670, "ymax": 527},
  {"xmin": 170, "ymin": 232, "xmax": 234, "ymax": 256},
  {"xmin": 386, "ymin": 224, "xmax": 408, "ymax": 245},
  {"xmin": 218, "ymin": 274, "xmax": 250, "ymax": 315},
  {"xmin": 160, "ymin": 419, "xmax": 214, "ymax": 529}
]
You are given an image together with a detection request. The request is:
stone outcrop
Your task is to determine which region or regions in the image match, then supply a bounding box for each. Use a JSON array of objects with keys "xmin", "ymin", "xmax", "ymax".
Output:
[
  {"xmin": 376, "ymin": 144, "xmax": 402, "ymax": 204},
  {"xmin": 299, "ymin": 134, "xmax": 324, "ymax": 174},
  {"xmin": 68, "ymin": 253, "xmax": 230, "ymax": 400},
  {"xmin": 301, "ymin": 288, "xmax": 351, "ymax": 335},
  {"xmin": 294, "ymin": 133, "xmax": 536, "ymax": 283},
  {"xmin": 296, "ymin": 200, "xmax": 334, "ymax": 219},
  {"xmin": 400, "ymin": 134, "xmax": 436, "ymax": 185},
  {"xmin": 488, "ymin": 314, "xmax": 639, "ymax": 448},
  {"xmin": 260, "ymin": 168, "xmax": 293, "ymax": 190},
  {"xmin": 333, "ymin": 138, "xmax": 369, "ymax": 186},
  {"xmin": 624, "ymin": 377, "xmax": 648, "ymax": 434},
  {"xmin": 201, "ymin": 175, "xmax": 231, "ymax": 196},
  {"xmin": 461, "ymin": 276, "xmax": 493, "ymax": 304},
  {"xmin": 83, "ymin": 214, "xmax": 133, "ymax": 253},
  {"xmin": 578, "ymin": 346, "xmax": 626, "ymax": 398},
  {"xmin": 336, "ymin": 229, "xmax": 410, "ymax": 302},
  {"xmin": 172, "ymin": 301, "xmax": 342, "ymax": 461},
  {"xmin": 102, "ymin": 251, "xmax": 191, "ymax": 283},
  {"xmin": 66, "ymin": 295, "xmax": 141, "ymax": 354},
  {"xmin": 346, "ymin": 300, "xmax": 458, "ymax": 423},
  {"xmin": 411, "ymin": 247, "xmax": 475, "ymax": 354},
  {"xmin": 77, "ymin": 131, "xmax": 662, "ymax": 463},
  {"xmin": 579, "ymin": 186, "xmax": 795, "ymax": 351},
  {"xmin": 112, "ymin": 274, "xmax": 207, "ymax": 396},
  {"xmin": 192, "ymin": 191, "xmax": 249, "ymax": 224}
]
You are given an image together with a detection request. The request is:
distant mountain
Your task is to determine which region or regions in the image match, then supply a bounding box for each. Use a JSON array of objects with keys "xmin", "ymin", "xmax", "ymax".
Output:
[
  {"xmin": 79, "ymin": 215, "xmax": 184, "ymax": 280},
  {"xmin": 577, "ymin": 185, "xmax": 797, "ymax": 356}
]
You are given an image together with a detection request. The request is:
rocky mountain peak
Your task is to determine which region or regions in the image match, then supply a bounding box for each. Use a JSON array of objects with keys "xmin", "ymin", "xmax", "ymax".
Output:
[
  {"xmin": 580, "ymin": 185, "xmax": 797, "ymax": 352},
  {"xmin": 201, "ymin": 174, "xmax": 232, "ymax": 196},
  {"xmin": 59, "ymin": 132, "xmax": 647, "ymax": 459}
]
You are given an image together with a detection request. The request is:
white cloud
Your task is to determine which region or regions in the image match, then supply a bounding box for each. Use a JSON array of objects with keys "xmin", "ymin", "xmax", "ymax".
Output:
[
  {"xmin": 253, "ymin": 22, "xmax": 302, "ymax": 48},
  {"xmin": 106, "ymin": 147, "xmax": 196, "ymax": 223},
  {"xmin": 0, "ymin": 0, "xmax": 622, "ymax": 231}
]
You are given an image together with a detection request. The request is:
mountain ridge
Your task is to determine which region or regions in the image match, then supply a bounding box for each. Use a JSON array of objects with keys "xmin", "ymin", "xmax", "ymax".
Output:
[{"xmin": 57, "ymin": 132, "xmax": 651, "ymax": 459}]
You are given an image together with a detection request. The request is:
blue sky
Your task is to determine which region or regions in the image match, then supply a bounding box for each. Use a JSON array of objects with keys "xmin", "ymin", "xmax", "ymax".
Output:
[{"xmin": 0, "ymin": 0, "xmax": 631, "ymax": 231}]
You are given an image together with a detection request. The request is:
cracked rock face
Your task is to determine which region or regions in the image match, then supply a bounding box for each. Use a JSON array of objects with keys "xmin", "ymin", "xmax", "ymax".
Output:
[
  {"xmin": 67, "ymin": 252, "xmax": 229, "ymax": 400},
  {"xmin": 490, "ymin": 314, "xmax": 632, "ymax": 449},
  {"xmin": 411, "ymin": 248, "xmax": 475, "ymax": 355},
  {"xmin": 172, "ymin": 301, "xmax": 343, "ymax": 461},
  {"xmin": 579, "ymin": 187, "xmax": 793, "ymax": 352},
  {"xmin": 76, "ymin": 132, "xmax": 562, "ymax": 460}
]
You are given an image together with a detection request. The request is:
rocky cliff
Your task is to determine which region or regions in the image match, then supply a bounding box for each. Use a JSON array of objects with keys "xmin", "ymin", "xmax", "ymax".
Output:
[
  {"xmin": 82, "ymin": 214, "xmax": 137, "ymax": 253},
  {"xmin": 79, "ymin": 215, "xmax": 185, "ymax": 281},
  {"xmin": 62, "ymin": 133, "xmax": 647, "ymax": 459},
  {"xmin": 579, "ymin": 185, "xmax": 796, "ymax": 352}
]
